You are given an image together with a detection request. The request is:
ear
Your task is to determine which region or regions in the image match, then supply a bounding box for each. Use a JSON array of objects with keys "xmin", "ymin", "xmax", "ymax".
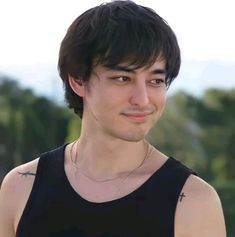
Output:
[{"xmin": 68, "ymin": 75, "xmax": 85, "ymax": 97}]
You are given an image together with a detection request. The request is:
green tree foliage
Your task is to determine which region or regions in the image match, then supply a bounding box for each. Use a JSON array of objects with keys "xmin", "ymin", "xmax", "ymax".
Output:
[
  {"xmin": 65, "ymin": 112, "xmax": 82, "ymax": 142},
  {"xmin": 0, "ymin": 77, "xmax": 73, "ymax": 179},
  {"xmin": 201, "ymin": 89, "xmax": 235, "ymax": 180},
  {"xmin": 148, "ymin": 89, "xmax": 235, "ymax": 181}
]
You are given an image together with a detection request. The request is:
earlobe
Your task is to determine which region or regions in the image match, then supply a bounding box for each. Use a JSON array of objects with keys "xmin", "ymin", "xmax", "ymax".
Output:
[{"xmin": 68, "ymin": 75, "xmax": 85, "ymax": 97}]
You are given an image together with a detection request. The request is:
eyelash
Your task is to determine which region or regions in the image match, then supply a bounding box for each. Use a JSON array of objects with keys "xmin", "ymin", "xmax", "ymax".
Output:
[
  {"xmin": 110, "ymin": 76, "xmax": 166, "ymax": 87},
  {"xmin": 149, "ymin": 79, "xmax": 166, "ymax": 86},
  {"xmin": 110, "ymin": 76, "xmax": 129, "ymax": 82}
]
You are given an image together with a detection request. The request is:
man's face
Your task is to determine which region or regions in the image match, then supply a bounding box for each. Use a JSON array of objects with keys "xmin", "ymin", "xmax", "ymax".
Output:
[{"xmin": 82, "ymin": 59, "xmax": 167, "ymax": 142}]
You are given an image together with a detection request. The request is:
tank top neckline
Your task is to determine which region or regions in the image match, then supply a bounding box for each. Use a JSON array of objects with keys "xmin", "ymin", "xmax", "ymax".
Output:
[{"xmin": 59, "ymin": 143, "xmax": 176, "ymax": 207}]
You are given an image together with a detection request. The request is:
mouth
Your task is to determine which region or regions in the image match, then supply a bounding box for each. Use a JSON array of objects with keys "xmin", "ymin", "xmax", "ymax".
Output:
[{"xmin": 121, "ymin": 112, "xmax": 152, "ymax": 123}]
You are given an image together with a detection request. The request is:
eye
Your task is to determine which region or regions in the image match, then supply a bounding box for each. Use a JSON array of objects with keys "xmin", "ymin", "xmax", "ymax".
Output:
[
  {"xmin": 111, "ymin": 76, "xmax": 130, "ymax": 82},
  {"xmin": 149, "ymin": 79, "xmax": 166, "ymax": 87}
]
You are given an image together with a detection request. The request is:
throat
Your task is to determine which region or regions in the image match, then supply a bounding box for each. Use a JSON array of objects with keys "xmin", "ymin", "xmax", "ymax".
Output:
[{"xmin": 69, "ymin": 139, "xmax": 152, "ymax": 183}]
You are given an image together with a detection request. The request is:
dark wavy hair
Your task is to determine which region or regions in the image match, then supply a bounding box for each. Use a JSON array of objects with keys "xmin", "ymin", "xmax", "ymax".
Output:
[{"xmin": 58, "ymin": 0, "xmax": 181, "ymax": 118}]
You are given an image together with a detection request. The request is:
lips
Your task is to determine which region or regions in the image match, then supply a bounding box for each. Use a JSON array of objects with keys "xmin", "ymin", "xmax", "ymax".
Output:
[{"xmin": 121, "ymin": 112, "xmax": 152, "ymax": 123}]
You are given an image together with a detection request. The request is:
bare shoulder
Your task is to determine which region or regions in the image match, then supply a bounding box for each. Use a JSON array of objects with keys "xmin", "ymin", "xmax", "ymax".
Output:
[
  {"xmin": 175, "ymin": 174, "xmax": 226, "ymax": 237},
  {"xmin": 0, "ymin": 158, "xmax": 39, "ymax": 236}
]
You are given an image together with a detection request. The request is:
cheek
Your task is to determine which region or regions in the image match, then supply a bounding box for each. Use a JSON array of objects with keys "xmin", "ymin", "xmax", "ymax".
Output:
[
  {"xmin": 153, "ymin": 90, "xmax": 167, "ymax": 106},
  {"xmin": 100, "ymin": 87, "xmax": 125, "ymax": 106},
  {"xmin": 89, "ymin": 90, "xmax": 119, "ymax": 115}
]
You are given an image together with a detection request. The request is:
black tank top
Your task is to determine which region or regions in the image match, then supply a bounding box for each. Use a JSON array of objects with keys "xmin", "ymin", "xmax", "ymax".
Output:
[{"xmin": 16, "ymin": 144, "xmax": 197, "ymax": 237}]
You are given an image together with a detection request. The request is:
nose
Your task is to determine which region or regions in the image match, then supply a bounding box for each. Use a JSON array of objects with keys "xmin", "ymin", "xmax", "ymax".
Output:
[{"xmin": 129, "ymin": 82, "xmax": 149, "ymax": 107}]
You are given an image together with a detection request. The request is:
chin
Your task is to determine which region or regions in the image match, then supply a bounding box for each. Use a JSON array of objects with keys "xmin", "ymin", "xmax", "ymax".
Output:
[{"xmin": 116, "ymin": 130, "xmax": 149, "ymax": 143}]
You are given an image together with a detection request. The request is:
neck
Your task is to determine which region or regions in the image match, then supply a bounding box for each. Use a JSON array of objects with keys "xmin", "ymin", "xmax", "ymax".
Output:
[{"xmin": 72, "ymin": 135, "xmax": 148, "ymax": 180}]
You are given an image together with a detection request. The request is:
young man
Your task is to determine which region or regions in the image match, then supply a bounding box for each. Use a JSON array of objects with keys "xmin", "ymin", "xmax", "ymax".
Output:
[{"xmin": 0, "ymin": 1, "xmax": 226, "ymax": 236}]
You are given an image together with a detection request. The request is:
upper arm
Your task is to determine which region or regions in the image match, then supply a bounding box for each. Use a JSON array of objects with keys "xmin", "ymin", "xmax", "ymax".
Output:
[
  {"xmin": 0, "ymin": 169, "xmax": 19, "ymax": 237},
  {"xmin": 0, "ymin": 159, "xmax": 38, "ymax": 237},
  {"xmin": 175, "ymin": 175, "xmax": 226, "ymax": 237}
]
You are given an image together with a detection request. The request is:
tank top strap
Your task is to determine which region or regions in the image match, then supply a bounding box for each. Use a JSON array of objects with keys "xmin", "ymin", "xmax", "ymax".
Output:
[
  {"xmin": 146, "ymin": 156, "xmax": 197, "ymax": 201},
  {"xmin": 138, "ymin": 156, "xmax": 197, "ymax": 194},
  {"xmin": 38, "ymin": 143, "xmax": 68, "ymax": 181},
  {"xmin": 166, "ymin": 156, "xmax": 197, "ymax": 193}
]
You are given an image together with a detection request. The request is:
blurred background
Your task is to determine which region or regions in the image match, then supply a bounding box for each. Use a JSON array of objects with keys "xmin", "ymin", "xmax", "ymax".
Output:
[{"xmin": 0, "ymin": 0, "xmax": 234, "ymax": 235}]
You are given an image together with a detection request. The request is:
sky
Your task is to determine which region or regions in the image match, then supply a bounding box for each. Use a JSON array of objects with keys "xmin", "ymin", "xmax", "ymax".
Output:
[{"xmin": 0, "ymin": 0, "xmax": 234, "ymax": 101}]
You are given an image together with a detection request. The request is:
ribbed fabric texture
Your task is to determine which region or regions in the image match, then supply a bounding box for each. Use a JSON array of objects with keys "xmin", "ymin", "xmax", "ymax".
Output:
[{"xmin": 16, "ymin": 144, "xmax": 197, "ymax": 237}]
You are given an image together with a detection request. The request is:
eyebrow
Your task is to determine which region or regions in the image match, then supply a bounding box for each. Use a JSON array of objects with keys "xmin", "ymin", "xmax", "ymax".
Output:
[{"xmin": 106, "ymin": 65, "xmax": 166, "ymax": 75}]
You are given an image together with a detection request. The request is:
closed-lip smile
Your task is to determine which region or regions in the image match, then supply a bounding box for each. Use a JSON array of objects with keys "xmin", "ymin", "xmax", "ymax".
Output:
[{"xmin": 121, "ymin": 112, "xmax": 152, "ymax": 122}]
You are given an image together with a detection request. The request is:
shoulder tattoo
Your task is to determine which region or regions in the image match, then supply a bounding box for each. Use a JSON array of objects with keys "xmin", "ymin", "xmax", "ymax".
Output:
[{"xmin": 179, "ymin": 192, "xmax": 186, "ymax": 202}]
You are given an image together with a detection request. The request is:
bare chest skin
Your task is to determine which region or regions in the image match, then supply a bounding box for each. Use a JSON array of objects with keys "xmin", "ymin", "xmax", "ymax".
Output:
[{"xmin": 64, "ymin": 143, "xmax": 168, "ymax": 203}]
